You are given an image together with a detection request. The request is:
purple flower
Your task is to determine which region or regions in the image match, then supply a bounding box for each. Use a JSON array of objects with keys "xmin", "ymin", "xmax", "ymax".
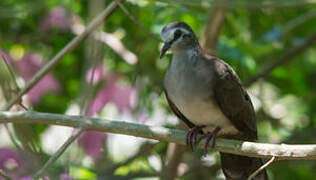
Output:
[
  {"xmin": 78, "ymin": 131, "xmax": 107, "ymax": 160},
  {"xmin": 19, "ymin": 176, "xmax": 49, "ymax": 180},
  {"xmin": 59, "ymin": 173, "xmax": 72, "ymax": 180},
  {"xmin": 86, "ymin": 65, "xmax": 137, "ymax": 116},
  {"xmin": 5, "ymin": 53, "xmax": 61, "ymax": 104},
  {"xmin": 40, "ymin": 6, "xmax": 70, "ymax": 31},
  {"xmin": 19, "ymin": 176, "xmax": 32, "ymax": 180},
  {"xmin": 86, "ymin": 64, "xmax": 105, "ymax": 85},
  {"xmin": 0, "ymin": 148, "xmax": 22, "ymax": 171},
  {"xmin": 79, "ymin": 64, "xmax": 137, "ymax": 159},
  {"xmin": 88, "ymin": 80, "xmax": 137, "ymax": 115},
  {"xmin": 0, "ymin": 50, "xmax": 10, "ymax": 63}
]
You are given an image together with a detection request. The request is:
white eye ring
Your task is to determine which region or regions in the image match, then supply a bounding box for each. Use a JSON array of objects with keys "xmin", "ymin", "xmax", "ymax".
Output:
[{"xmin": 161, "ymin": 28, "xmax": 190, "ymax": 43}]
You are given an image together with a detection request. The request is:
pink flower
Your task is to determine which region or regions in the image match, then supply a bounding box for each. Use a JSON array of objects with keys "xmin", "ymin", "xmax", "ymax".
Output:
[
  {"xmin": 88, "ymin": 77, "xmax": 137, "ymax": 115},
  {"xmin": 79, "ymin": 65, "xmax": 137, "ymax": 159},
  {"xmin": 40, "ymin": 6, "xmax": 70, "ymax": 31},
  {"xmin": 19, "ymin": 176, "xmax": 32, "ymax": 180},
  {"xmin": 86, "ymin": 65, "xmax": 137, "ymax": 116},
  {"xmin": 0, "ymin": 148, "xmax": 22, "ymax": 171},
  {"xmin": 1, "ymin": 51, "xmax": 60, "ymax": 104},
  {"xmin": 0, "ymin": 148, "xmax": 26, "ymax": 179},
  {"xmin": 19, "ymin": 176, "xmax": 49, "ymax": 180},
  {"xmin": 0, "ymin": 50, "xmax": 10, "ymax": 63},
  {"xmin": 86, "ymin": 64, "xmax": 105, "ymax": 85},
  {"xmin": 11, "ymin": 54, "xmax": 60, "ymax": 104},
  {"xmin": 59, "ymin": 173, "xmax": 72, "ymax": 180},
  {"xmin": 78, "ymin": 131, "xmax": 107, "ymax": 160}
]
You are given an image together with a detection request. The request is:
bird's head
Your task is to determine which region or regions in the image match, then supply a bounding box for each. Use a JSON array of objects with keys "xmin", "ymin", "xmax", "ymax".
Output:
[{"xmin": 160, "ymin": 22, "xmax": 199, "ymax": 58}]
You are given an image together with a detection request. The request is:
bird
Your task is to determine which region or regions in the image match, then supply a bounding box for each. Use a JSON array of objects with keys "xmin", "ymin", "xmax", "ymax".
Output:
[{"xmin": 160, "ymin": 21, "xmax": 268, "ymax": 180}]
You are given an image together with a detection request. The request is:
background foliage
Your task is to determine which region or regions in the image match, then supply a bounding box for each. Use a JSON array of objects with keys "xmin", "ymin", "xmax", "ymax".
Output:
[{"xmin": 0, "ymin": 0, "xmax": 316, "ymax": 179}]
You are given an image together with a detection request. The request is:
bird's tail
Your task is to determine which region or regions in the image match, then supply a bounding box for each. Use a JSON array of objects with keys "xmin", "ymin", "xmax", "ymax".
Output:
[{"xmin": 220, "ymin": 152, "xmax": 268, "ymax": 180}]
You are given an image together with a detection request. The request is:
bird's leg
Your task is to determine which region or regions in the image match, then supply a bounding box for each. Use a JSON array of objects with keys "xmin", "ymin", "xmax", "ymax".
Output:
[
  {"xmin": 194, "ymin": 126, "xmax": 221, "ymax": 156},
  {"xmin": 186, "ymin": 125, "xmax": 205, "ymax": 151}
]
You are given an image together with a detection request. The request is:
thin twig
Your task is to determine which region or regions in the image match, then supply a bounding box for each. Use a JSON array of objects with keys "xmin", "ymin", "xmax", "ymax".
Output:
[
  {"xmin": 80, "ymin": 0, "xmax": 106, "ymax": 116},
  {"xmin": 32, "ymin": 128, "xmax": 85, "ymax": 179},
  {"xmin": 117, "ymin": 1, "xmax": 160, "ymax": 41},
  {"xmin": 0, "ymin": 169, "xmax": 11, "ymax": 180},
  {"xmin": 3, "ymin": 0, "xmax": 125, "ymax": 111},
  {"xmin": 81, "ymin": 34, "xmax": 102, "ymax": 115},
  {"xmin": 283, "ymin": 9, "xmax": 316, "ymax": 37},
  {"xmin": 18, "ymin": 103, "xmax": 29, "ymax": 111},
  {"xmin": 160, "ymin": 123, "xmax": 188, "ymax": 180},
  {"xmin": 0, "ymin": 53, "xmax": 20, "ymax": 91},
  {"xmin": 245, "ymin": 32, "xmax": 316, "ymax": 87},
  {"xmin": 0, "ymin": 54, "xmax": 24, "ymax": 151},
  {"xmin": 247, "ymin": 156, "xmax": 276, "ymax": 180},
  {"xmin": 160, "ymin": 143, "xmax": 186, "ymax": 180},
  {"xmin": 1, "ymin": 111, "xmax": 316, "ymax": 160},
  {"xmin": 201, "ymin": 3, "xmax": 227, "ymax": 54},
  {"xmin": 156, "ymin": 0, "xmax": 316, "ymax": 8}
]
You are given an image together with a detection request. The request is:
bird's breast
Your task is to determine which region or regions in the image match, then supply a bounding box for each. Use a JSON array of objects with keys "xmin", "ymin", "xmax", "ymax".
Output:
[{"xmin": 164, "ymin": 57, "xmax": 237, "ymax": 134}]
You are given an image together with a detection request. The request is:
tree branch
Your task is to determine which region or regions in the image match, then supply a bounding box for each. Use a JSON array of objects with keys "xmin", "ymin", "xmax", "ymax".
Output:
[
  {"xmin": 117, "ymin": 1, "xmax": 160, "ymax": 41},
  {"xmin": 3, "ymin": 0, "xmax": 125, "ymax": 111},
  {"xmin": 32, "ymin": 128, "xmax": 85, "ymax": 179},
  {"xmin": 201, "ymin": 4, "xmax": 227, "ymax": 54},
  {"xmin": 245, "ymin": 32, "xmax": 316, "ymax": 87},
  {"xmin": 160, "ymin": 143, "xmax": 186, "ymax": 180},
  {"xmin": 0, "ymin": 111, "xmax": 316, "ymax": 160},
  {"xmin": 283, "ymin": 9, "xmax": 316, "ymax": 37},
  {"xmin": 247, "ymin": 156, "xmax": 276, "ymax": 180},
  {"xmin": 156, "ymin": 0, "xmax": 316, "ymax": 9}
]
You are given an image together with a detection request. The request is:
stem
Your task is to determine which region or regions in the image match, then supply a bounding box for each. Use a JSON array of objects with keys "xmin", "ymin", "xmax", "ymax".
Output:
[
  {"xmin": 0, "ymin": 111, "xmax": 316, "ymax": 160},
  {"xmin": 32, "ymin": 128, "xmax": 85, "ymax": 179}
]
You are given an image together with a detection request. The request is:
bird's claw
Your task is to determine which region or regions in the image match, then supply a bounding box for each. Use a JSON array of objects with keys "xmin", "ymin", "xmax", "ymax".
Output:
[
  {"xmin": 186, "ymin": 126, "xmax": 221, "ymax": 156},
  {"xmin": 203, "ymin": 126, "xmax": 221, "ymax": 156},
  {"xmin": 185, "ymin": 125, "xmax": 205, "ymax": 151}
]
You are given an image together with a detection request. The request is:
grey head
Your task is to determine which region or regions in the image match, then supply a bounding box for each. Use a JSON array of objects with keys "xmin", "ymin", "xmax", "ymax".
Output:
[{"xmin": 160, "ymin": 22, "xmax": 200, "ymax": 58}]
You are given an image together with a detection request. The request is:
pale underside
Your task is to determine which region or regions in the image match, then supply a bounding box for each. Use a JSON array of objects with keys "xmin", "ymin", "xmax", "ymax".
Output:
[{"xmin": 164, "ymin": 50, "xmax": 239, "ymax": 136}]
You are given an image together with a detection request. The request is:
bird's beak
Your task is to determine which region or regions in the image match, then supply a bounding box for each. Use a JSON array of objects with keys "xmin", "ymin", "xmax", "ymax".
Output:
[{"xmin": 160, "ymin": 42, "xmax": 172, "ymax": 59}]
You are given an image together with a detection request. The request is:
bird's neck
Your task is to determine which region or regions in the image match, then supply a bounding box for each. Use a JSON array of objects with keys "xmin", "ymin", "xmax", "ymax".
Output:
[{"xmin": 172, "ymin": 45, "xmax": 202, "ymax": 64}]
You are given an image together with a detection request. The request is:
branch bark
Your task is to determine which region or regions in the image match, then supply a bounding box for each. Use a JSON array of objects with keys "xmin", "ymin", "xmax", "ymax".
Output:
[
  {"xmin": 32, "ymin": 128, "xmax": 85, "ymax": 179},
  {"xmin": 201, "ymin": 5, "xmax": 227, "ymax": 54},
  {"xmin": 0, "ymin": 111, "xmax": 316, "ymax": 160},
  {"xmin": 160, "ymin": 143, "xmax": 186, "ymax": 180}
]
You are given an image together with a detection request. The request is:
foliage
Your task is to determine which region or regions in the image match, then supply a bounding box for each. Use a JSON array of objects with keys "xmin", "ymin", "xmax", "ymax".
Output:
[{"xmin": 0, "ymin": 0, "xmax": 316, "ymax": 179}]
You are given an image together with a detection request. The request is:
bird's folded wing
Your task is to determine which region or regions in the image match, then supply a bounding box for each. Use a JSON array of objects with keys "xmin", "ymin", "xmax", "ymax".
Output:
[{"xmin": 213, "ymin": 59, "xmax": 257, "ymax": 140}]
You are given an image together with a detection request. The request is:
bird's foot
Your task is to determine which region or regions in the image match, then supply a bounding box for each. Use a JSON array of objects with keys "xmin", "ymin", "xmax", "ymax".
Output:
[
  {"xmin": 186, "ymin": 125, "xmax": 205, "ymax": 151},
  {"xmin": 194, "ymin": 126, "xmax": 221, "ymax": 156}
]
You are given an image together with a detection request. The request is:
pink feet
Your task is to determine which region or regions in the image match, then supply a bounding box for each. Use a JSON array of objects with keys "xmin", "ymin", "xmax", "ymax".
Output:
[
  {"xmin": 186, "ymin": 126, "xmax": 221, "ymax": 155},
  {"xmin": 186, "ymin": 125, "xmax": 205, "ymax": 151},
  {"xmin": 203, "ymin": 126, "xmax": 221, "ymax": 155}
]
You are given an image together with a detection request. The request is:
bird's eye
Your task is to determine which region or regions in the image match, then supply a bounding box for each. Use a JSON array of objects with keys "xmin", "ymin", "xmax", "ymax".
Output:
[
  {"xmin": 183, "ymin": 34, "xmax": 190, "ymax": 38},
  {"xmin": 174, "ymin": 30, "xmax": 182, "ymax": 39}
]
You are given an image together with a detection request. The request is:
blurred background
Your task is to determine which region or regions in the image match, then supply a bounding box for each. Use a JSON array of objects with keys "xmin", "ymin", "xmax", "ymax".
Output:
[{"xmin": 0, "ymin": 0, "xmax": 316, "ymax": 179}]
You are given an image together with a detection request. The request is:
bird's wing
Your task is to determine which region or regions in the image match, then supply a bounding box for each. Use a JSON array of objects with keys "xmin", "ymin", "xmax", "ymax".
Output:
[
  {"xmin": 164, "ymin": 90, "xmax": 195, "ymax": 128},
  {"xmin": 212, "ymin": 58, "xmax": 257, "ymax": 140},
  {"xmin": 211, "ymin": 58, "xmax": 268, "ymax": 179}
]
